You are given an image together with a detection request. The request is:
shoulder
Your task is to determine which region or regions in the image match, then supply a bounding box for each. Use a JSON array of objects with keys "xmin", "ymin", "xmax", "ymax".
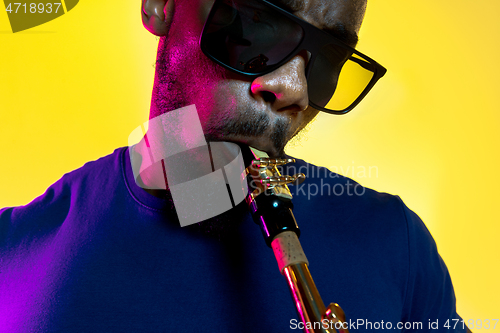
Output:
[
  {"xmin": 60, "ymin": 147, "xmax": 127, "ymax": 190},
  {"xmin": 284, "ymin": 157, "xmax": 439, "ymax": 254},
  {"xmin": 286, "ymin": 158, "xmax": 461, "ymax": 326},
  {"xmin": 4, "ymin": 147, "xmax": 126, "ymax": 211},
  {"xmin": 281, "ymin": 157, "xmax": 408, "ymax": 231},
  {"xmin": 0, "ymin": 147, "xmax": 127, "ymax": 247}
]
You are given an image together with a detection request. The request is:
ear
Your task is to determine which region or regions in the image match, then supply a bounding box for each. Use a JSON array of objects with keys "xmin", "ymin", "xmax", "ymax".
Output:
[{"xmin": 142, "ymin": 0, "xmax": 175, "ymax": 36}]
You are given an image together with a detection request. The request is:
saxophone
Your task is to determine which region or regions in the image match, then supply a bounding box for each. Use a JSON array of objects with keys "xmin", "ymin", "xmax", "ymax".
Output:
[{"xmin": 243, "ymin": 146, "xmax": 349, "ymax": 333}]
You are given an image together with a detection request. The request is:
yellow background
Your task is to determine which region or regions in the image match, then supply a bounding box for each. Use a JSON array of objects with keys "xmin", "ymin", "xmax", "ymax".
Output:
[{"xmin": 1, "ymin": 0, "xmax": 498, "ymax": 326}]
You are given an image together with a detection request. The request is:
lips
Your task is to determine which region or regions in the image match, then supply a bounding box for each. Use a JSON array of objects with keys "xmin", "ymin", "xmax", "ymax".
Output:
[{"xmin": 222, "ymin": 136, "xmax": 284, "ymax": 158}]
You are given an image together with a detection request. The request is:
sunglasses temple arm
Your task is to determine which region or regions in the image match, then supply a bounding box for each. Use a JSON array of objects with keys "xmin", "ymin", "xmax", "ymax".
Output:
[{"xmin": 348, "ymin": 56, "xmax": 376, "ymax": 72}]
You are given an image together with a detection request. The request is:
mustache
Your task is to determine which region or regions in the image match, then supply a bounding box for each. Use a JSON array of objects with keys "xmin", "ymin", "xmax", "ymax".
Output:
[
  {"xmin": 206, "ymin": 110, "xmax": 292, "ymax": 156},
  {"xmin": 220, "ymin": 112, "xmax": 270, "ymax": 137}
]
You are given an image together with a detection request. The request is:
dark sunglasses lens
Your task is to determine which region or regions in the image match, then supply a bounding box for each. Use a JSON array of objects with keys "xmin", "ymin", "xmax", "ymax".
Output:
[
  {"xmin": 309, "ymin": 44, "xmax": 376, "ymax": 111},
  {"xmin": 202, "ymin": 0, "xmax": 304, "ymax": 73}
]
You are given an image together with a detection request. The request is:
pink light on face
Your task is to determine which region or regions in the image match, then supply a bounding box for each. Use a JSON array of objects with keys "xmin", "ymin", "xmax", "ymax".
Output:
[
  {"xmin": 251, "ymin": 82, "xmax": 282, "ymax": 100},
  {"xmin": 251, "ymin": 82, "xmax": 262, "ymax": 93}
]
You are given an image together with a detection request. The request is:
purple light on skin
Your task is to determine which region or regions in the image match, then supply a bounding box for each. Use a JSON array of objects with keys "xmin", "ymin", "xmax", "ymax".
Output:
[{"xmin": 179, "ymin": 113, "xmax": 206, "ymax": 149}]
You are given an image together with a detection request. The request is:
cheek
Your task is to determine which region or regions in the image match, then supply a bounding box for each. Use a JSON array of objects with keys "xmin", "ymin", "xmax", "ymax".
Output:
[
  {"xmin": 175, "ymin": 0, "xmax": 210, "ymax": 32},
  {"xmin": 176, "ymin": 0, "xmax": 217, "ymax": 36},
  {"xmin": 197, "ymin": 79, "xmax": 254, "ymax": 134},
  {"xmin": 199, "ymin": 80, "xmax": 245, "ymax": 122}
]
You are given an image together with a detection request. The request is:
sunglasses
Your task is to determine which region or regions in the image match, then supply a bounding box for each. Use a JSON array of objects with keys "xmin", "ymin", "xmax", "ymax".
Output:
[{"xmin": 200, "ymin": 0, "xmax": 387, "ymax": 114}]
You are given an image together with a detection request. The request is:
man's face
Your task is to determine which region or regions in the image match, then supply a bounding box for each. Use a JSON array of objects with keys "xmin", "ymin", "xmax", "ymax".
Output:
[{"xmin": 150, "ymin": 0, "xmax": 367, "ymax": 157}]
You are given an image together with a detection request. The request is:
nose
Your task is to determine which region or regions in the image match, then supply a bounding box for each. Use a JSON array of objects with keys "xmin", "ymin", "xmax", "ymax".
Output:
[{"xmin": 250, "ymin": 52, "xmax": 309, "ymax": 113}]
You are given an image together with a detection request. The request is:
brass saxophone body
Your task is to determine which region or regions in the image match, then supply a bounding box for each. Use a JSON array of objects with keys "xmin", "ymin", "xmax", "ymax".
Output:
[{"xmin": 243, "ymin": 146, "xmax": 349, "ymax": 333}]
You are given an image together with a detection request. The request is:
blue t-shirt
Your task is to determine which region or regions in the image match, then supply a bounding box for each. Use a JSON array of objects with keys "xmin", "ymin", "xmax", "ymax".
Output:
[{"xmin": 0, "ymin": 147, "xmax": 464, "ymax": 332}]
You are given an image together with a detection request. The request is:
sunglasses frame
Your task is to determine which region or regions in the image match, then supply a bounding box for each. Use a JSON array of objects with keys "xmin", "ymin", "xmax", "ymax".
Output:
[{"xmin": 200, "ymin": 0, "xmax": 387, "ymax": 114}]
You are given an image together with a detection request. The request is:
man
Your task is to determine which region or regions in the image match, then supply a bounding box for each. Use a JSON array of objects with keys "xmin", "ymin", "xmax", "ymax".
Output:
[{"xmin": 0, "ymin": 0, "xmax": 466, "ymax": 332}]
